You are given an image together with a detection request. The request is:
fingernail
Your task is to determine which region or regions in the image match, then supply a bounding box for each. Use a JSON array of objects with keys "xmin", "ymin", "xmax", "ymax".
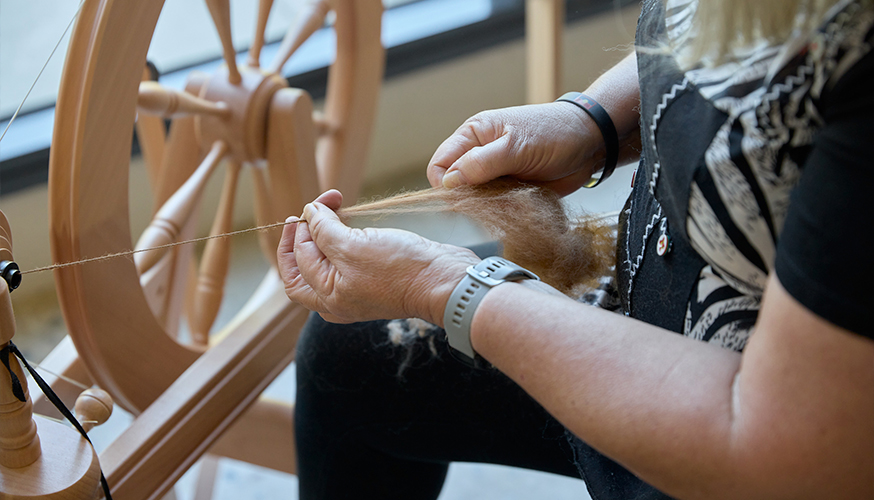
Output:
[
  {"xmin": 285, "ymin": 215, "xmax": 299, "ymax": 223},
  {"xmin": 442, "ymin": 171, "xmax": 466, "ymax": 188},
  {"xmin": 302, "ymin": 203, "xmax": 315, "ymax": 219}
]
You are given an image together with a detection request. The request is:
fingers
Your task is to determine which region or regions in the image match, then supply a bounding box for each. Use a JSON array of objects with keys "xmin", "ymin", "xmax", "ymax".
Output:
[
  {"xmin": 428, "ymin": 131, "xmax": 515, "ymax": 189},
  {"xmin": 427, "ymin": 131, "xmax": 482, "ymax": 187},
  {"xmin": 277, "ymin": 189, "xmax": 341, "ymax": 278},
  {"xmin": 292, "ymin": 200, "xmax": 355, "ymax": 300},
  {"xmin": 428, "ymin": 114, "xmax": 505, "ymax": 188},
  {"xmin": 278, "ymin": 220, "xmax": 325, "ymax": 313},
  {"xmin": 276, "ymin": 215, "xmax": 300, "ymax": 279},
  {"xmin": 277, "ymin": 215, "xmax": 299, "ymax": 258},
  {"xmin": 279, "ymin": 189, "xmax": 346, "ymax": 311},
  {"xmin": 283, "ymin": 273, "xmax": 324, "ymax": 312},
  {"xmin": 443, "ymin": 133, "xmax": 515, "ymax": 188}
]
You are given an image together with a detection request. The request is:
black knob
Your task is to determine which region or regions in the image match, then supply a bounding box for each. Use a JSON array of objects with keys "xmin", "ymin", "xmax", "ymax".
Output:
[{"xmin": 0, "ymin": 261, "xmax": 21, "ymax": 291}]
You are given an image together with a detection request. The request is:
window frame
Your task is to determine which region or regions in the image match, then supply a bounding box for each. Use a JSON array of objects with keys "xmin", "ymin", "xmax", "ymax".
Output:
[{"xmin": 0, "ymin": 0, "xmax": 633, "ymax": 195}]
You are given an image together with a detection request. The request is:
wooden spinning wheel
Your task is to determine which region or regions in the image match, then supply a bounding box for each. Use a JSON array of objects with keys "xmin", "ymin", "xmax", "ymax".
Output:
[
  {"xmin": 49, "ymin": 0, "xmax": 383, "ymax": 413},
  {"xmin": 22, "ymin": 0, "xmax": 385, "ymax": 496}
]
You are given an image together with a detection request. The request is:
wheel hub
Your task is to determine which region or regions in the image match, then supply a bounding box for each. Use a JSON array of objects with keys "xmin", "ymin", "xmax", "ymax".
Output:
[{"xmin": 196, "ymin": 66, "xmax": 288, "ymax": 163}]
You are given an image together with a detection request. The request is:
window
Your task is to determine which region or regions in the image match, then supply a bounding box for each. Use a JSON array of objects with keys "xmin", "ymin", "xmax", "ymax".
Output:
[{"xmin": 0, "ymin": 0, "xmax": 630, "ymax": 194}]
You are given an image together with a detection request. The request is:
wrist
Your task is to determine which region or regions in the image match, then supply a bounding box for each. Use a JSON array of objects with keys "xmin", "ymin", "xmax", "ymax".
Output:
[
  {"xmin": 555, "ymin": 92, "xmax": 619, "ymax": 188},
  {"xmin": 406, "ymin": 248, "xmax": 479, "ymax": 326},
  {"xmin": 546, "ymin": 101, "xmax": 604, "ymax": 176},
  {"xmin": 442, "ymin": 257, "xmax": 540, "ymax": 360}
]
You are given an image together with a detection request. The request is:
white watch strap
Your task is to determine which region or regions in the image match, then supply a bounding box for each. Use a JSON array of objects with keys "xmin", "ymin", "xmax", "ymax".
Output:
[{"xmin": 443, "ymin": 256, "xmax": 539, "ymax": 359}]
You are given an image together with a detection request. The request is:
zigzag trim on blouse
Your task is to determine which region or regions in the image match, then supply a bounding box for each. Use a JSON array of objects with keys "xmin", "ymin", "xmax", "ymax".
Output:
[
  {"xmin": 648, "ymin": 77, "xmax": 689, "ymax": 194},
  {"xmin": 623, "ymin": 199, "xmax": 663, "ymax": 312}
]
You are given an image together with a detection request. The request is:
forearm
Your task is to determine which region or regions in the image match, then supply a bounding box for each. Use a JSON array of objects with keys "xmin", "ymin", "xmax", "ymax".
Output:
[
  {"xmin": 287, "ymin": 194, "xmax": 872, "ymax": 498},
  {"xmin": 463, "ymin": 276, "xmax": 873, "ymax": 499},
  {"xmin": 469, "ymin": 280, "xmax": 741, "ymax": 498}
]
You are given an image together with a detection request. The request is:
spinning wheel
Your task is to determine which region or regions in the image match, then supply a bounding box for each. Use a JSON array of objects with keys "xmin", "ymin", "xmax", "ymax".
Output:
[
  {"xmin": 26, "ymin": 0, "xmax": 384, "ymax": 496},
  {"xmin": 48, "ymin": 0, "xmax": 383, "ymax": 414}
]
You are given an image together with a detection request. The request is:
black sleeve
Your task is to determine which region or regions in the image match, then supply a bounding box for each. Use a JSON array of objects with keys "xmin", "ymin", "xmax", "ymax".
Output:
[{"xmin": 774, "ymin": 48, "xmax": 874, "ymax": 338}]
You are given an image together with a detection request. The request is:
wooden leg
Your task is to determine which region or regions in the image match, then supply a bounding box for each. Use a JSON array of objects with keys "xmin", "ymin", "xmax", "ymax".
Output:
[
  {"xmin": 208, "ymin": 398, "xmax": 296, "ymax": 475},
  {"xmin": 526, "ymin": 0, "xmax": 564, "ymax": 103}
]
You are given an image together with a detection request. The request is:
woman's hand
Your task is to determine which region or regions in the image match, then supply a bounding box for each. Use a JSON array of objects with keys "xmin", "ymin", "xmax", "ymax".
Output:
[
  {"xmin": 277, "ymin": 190, "xmax": 481, "ymax": 325},
  {"xmin": 427, "ymin": 102, "xmax": 604, "ymax": 196},
  {"xmin": 428, "ymin": 54, "xmax": 642, "ymax": 196}
]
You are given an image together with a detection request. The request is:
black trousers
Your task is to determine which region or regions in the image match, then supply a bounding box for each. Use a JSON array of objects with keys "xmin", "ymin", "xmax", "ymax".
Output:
[{"xmin": 294, "ymin": 314, "xmax": 581, "ymax": 499}]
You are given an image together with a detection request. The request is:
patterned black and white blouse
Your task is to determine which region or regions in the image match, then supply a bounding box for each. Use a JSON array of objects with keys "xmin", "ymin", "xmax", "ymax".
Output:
[
  {"xmin": 616, "ymin": 0, "xmax": 874, "ymax": 350},
  {"xmin": 572, "ymin": 2, "xmax": 873, "ymax": 498}
]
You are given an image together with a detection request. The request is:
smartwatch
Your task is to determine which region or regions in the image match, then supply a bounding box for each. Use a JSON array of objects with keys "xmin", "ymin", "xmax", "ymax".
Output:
[{"xmin": 443, "ymin": 256, "xmax": 539, "ymax": 360}]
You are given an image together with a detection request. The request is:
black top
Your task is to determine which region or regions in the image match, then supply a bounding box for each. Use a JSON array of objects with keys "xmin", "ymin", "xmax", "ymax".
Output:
[
  {"xmin": 572, "ymin": 1, "xmax": 874, "ymax": 498},
  {"xmin": 618, "ymin": 0, "xmax": 874, "ymax": 343}
]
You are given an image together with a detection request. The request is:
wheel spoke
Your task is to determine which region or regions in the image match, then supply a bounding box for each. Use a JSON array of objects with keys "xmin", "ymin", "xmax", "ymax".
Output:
[
  {"xmin": 190, "ymin": 160, "xmax": 241, "ymax": 345},
  {"xmin": 247, "ymin": 0, "xmax": 275, "ymax": 67},
  {"xmin": 153, "ymin": 73, "xmax": 212, "ymax": 210},
  {"xmin": 205, "ymin": 0, "xmax": 242, "ymax": 84},
  {"xmin": 268, "ymin": 0, "xmax": 330, "ymax": 74},
  {"xmin": 135, "ymin": 141, "xmax": 229, "ymax": 274},
  {"xmin": 139, "ymin": 215, "xmax": 198, "ymax": 336},
  {"xmin": 139, "ymin": 110, "xmax": 204, "ymax": 335},
  {"xmin": 136, "ymin": 66, "xmax": 166, "ymax": 188},
  {"xmin": 138, "ymin": 81, "xmax": 230, "ymax": 119},
  {"xmin": 251, "ymin": 164, "xmax": 280, "ymax": 268}
]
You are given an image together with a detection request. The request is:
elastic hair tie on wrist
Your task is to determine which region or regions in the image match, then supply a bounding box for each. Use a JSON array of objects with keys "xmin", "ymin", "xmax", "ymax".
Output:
[{"xmin": 555, "ymin": 92, "xmax": 619, "ymax": 188}]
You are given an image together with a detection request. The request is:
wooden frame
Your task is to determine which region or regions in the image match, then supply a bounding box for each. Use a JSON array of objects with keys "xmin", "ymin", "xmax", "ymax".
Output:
[
  {"xmin": 4, "ymin": 0, "xmax": 385, "ymax": 497},
  {"xmin": 5, "ymin": 0, "xmax": 577, "ymax": 496}
]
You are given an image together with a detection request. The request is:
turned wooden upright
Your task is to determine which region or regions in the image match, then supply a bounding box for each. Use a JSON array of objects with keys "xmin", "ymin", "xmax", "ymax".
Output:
[
  {"xmin": 526, "ymin": 0, "xmax": 564, "ymax": 103},
  {"xmin": 0, "ymin": 278, "xmax": 41, "ymax": 472},
  {"xmin": 0, "ymin": 211, "xmax": 110, "ymax": 499}
]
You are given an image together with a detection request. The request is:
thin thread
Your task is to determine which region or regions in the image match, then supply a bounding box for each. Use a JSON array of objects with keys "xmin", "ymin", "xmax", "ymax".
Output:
[
  {"xmin": 35, "ymin": 414, "xmax": 68, "ymax": 426},
  {"xmin": 29, "ymin": 363, "xmax": 91, "ymax": 391},
  {"xmin": 0, "ymin": 0, "xmax": 85, "ymax": 146},
  {"xmin": 18, "ymin": 181, "xmax": 617, "ymax": 294},
  {"xmin": 21, "ymin": 218, "xmax": 302, "ymax": 275}
]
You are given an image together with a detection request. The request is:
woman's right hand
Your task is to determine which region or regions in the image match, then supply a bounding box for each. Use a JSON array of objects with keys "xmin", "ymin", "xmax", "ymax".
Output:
[{"xmin": 426, "ymin": 102, "xmax": 606, "ymax": 196}]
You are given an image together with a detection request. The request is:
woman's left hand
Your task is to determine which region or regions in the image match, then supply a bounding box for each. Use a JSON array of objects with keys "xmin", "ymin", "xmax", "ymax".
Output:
[{"xmin": 277, "ymin": 190, "xmax": 481, "ymax": 325}]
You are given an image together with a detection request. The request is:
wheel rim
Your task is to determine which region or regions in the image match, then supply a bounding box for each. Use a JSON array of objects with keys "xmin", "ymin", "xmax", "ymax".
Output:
[{"xmin": 48, "ymin": 0, "xmax": 384, "ymax": 412}]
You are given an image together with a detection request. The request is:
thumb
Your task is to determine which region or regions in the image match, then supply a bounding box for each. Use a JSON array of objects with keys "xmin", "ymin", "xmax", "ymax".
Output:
[
  {"xmin": 300, "ymin": 201, "xmax": 353, "ymax": 260},
  {"xmin": 278, "ymin": 189, "xmax": 343, "ymax": 266},
  {"xmin": 292, "ymin": 201, "xmax": 354, "ymax": 294},
  {"xmin": 442, "ymin": 133, "xmax": 514, "ymax": 188}
]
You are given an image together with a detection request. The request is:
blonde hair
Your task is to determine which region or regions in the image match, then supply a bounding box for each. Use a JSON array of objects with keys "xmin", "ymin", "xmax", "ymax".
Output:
[{"xmin": 682, "ymin": 0, "xmax": 846, "ymax": 64}]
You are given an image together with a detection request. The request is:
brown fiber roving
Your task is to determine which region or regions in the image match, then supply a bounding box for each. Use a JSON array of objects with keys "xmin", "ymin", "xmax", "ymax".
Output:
[{"xmin": 337, "ymin": 178, "xmax": 615, "ymax": 296}]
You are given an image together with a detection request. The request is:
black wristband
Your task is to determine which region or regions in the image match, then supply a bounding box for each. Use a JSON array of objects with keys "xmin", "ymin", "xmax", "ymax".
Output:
[{"xmin": 555, "ymin": 92, "xmax": 619, "ymax": 188}]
